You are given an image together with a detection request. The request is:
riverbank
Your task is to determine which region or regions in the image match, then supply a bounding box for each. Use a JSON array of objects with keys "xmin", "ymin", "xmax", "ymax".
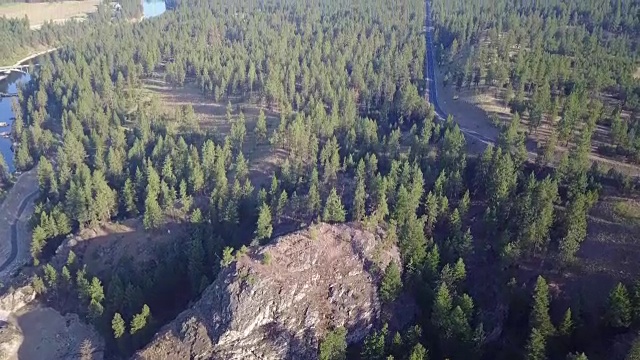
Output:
[{"xmin": 0, "ymin": 47, "xmax": 58, "ymax": 69}]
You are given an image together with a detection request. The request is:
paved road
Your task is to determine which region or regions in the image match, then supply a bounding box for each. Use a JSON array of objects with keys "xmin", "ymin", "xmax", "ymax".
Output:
[
  {"xmin": 0, "ymin": 170, "xmax": 38, "ymax": 276},
  {"xmin": 0, "ymin": 190, "xmax": 38, "ymax": 273}
]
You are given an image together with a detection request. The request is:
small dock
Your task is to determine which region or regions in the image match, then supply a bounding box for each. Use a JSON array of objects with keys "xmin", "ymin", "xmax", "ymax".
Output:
[{"xmin": 0, "ymin": 93, "xmax": 18, "ymax": 98}]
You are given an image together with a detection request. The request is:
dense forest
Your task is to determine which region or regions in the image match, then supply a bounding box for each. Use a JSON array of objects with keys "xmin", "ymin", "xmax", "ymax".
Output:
[
  {"xmin": 0, "ymin": 0, "xmax": 144, "ymax": 65},
  {"xmin": 433, "ymin": 0, "xmax": 640, "ymax": 164},
  {"xmin": 6, "ymin": 0, "xmax": 640, "ymax": 359}
]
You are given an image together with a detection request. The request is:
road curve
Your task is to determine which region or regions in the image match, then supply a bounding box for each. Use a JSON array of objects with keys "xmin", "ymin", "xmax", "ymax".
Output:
[{"xmin": 0, "ymin": 190, "xmax": 38, "ymax": 273}]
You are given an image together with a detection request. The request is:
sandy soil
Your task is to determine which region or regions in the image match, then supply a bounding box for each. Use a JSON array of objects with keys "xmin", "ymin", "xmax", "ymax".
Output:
[
  {"xmin": 0, "ymin": 0, "xmax": 99, "ymax": 29},
  {"xmin": 5, "ymin": 304, "xmax": 104, "ymax": 360}
]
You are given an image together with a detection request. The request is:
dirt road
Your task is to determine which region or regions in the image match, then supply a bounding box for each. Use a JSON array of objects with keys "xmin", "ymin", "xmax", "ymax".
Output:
[{"xmin": 0, "ymin": 169, "xmax": 38, "ymax": 278}]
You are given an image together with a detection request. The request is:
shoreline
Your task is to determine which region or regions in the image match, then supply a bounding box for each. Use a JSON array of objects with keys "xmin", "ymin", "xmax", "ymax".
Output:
[
  {"xmin": 0, "ymin": 47, "xmax": 58, "ymax": 70},
  {"xmin": 13, "ymin": 48, "xmax": 58, "ymax": 67}
]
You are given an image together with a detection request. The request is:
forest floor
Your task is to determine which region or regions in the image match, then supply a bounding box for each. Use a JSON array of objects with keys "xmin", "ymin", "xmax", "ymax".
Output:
[
  {"xmin": 143, "ymin": 76, "xmax": 285, "ymax": 187},
  {"xmin": 0, "ymin": 0, "xmax": 99, "ymax": 29},
  {"xmin": 75, "ymin": 218, "xmax": 185, "ymax": 275}
]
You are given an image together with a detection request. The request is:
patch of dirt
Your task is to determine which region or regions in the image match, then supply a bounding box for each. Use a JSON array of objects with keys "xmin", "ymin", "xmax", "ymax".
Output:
[
  {"xmin": 634, "ymin": 67, "xmax": 640, "ymax": 80},
  {"xmin": 71, "ymin": 218, "xmax": 185, "ymax": 274},
  {"xmin": 12, "ymin": 304, "xmax": 104, "ymax": 360},
  {"xmin": 0, "ymin": 0, "xmax": 99, "ymax": 29}
]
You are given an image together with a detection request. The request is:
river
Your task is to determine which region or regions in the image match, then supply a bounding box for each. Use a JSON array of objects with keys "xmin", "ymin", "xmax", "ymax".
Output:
[{"xmin": 0, "ymin": 0, "xmax": 167, "ymax": 171}]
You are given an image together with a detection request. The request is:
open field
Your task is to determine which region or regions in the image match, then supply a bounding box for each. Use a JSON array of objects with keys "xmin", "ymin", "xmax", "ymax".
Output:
[
  {"xmin": 143, "ymin": 76, "xmax": 285, "ymax": 186},
  {"xmin": 0, "ymin": 0, "xmax": 99, "ymax": 29}
]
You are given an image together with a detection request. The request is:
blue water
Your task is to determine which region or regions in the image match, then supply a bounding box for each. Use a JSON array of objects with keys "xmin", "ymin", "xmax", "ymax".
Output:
[
  {"xmin": 143, "ymin": 0, "xmax": 166, "ymax": 18},
  {"xmin": 0, "ymin": 72, "xmax": 30, "ymax": 172}
]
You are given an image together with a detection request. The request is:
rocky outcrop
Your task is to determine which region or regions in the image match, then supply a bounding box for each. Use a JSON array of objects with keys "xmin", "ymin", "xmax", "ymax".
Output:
[
  {"xmin": 0, "ymin": 284, "xmax": 35, "ymax": 314},
  {"xmin": 0, "ymin": 320, "xmax": 22, "ymax": 360},
  {"xmin": 135, "ymin": 222, "xmax": 400, "ymax": 360}
]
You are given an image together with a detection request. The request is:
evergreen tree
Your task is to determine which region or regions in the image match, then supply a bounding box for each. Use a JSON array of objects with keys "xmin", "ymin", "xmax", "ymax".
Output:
[
  {"xmin": 352, "ymin": 175, "xmax": 366, "ymax": 221},
  {"xmin": 255, "ymin": 202, "xmax": 273, "ymax": 241},
  {"xmin": 380, "ymin": 261, "xmax": 402, "ymax": 303},
  {"xmin": 361, "ymin": 324, "xmax": 388, "ymax": 360},
  {"xmin": 323, "ymin": 188, "xmax": 346, "ymax": 223},
  {"xmin": 408, "ymin": 344, "xmax": 428, "ymax": 360},
  {"xmin": 255, "ymin": 109, "xmax": 268, "ymax": 143},
  {"xmin": 319, "ymin": 327, "xmax": 347, "ymax": 360},
  {"xmin": 531, "ymin": 276, "xmax": 555, "ymax": 338},
  {"xmin": 525, "ymin": 327, "xmax": 547, "ymax": 360},
  {"xmin": 626, "ymin": 335, "xmax": 640, "ymax": 360},
  {"xmin": 130, "ymin": 304, "xmax": 151, "ymax": 335},
  {"xmin": 559, "ymin": 308, "xmax": 574, "ymax": 337},
  {"xmin": 123, "ymin": 178, "xmax": 139, "ymax": 217},
  {"xmin": 607, "ymin": 283, "xmax": 632, "ymax": 328},
  {"xmin": 143, "ymin": 190, "xmax": 163, "ymax": 230}
]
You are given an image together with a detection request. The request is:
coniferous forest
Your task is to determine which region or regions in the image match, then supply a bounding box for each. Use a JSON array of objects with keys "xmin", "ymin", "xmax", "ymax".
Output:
[{"xmin": 3, "ymin": 0, "xmax": 640, "ymax": 359}]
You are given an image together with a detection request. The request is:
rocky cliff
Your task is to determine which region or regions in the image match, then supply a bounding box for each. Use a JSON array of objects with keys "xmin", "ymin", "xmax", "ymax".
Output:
[{"xmin": 135, "ymin": 222, "xmax": 400, "ymax": 360}]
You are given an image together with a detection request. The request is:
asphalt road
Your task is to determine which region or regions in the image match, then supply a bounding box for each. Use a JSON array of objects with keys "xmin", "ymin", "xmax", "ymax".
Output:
[{"xmin": 0, "ymin": 190, "xmax": 38, "ymax": 273}]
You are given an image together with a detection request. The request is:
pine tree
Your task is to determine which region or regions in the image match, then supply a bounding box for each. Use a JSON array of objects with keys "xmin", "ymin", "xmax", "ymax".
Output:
[
  {"xmin": 143, "ymin": 190, "xmax": 163, "ymax": 230},
  {"xmin": 0, "ymin": 152, "xmax": 10, "ymax": 185},
  {"xmin": 323, "ymin": 188, "xmax": 346, "ymax": 223},
  {"xmin": 308, "ymin": 172, "xmax": 322, "ymax": 216},
  {"xmin": 607, "ymin": 283, "xmax": 632, "ymax": 328},
  {"xmin": 531, "ymin": 276, "xmax": 555, "ymax": 338},
  {"xmin": 130, "ymin": 304, "xmax": 151, "ymax": 335},
  {"xmin": 559, "ymin": 308, "xmax": 573, "ymax": 337},
  {"xmin": 525, "ymin": 327, "xmax": 547, "ymax": 360},
  {"xmin": 255, "ymin": 202, "xmax": 273, "ymax": 241},
  {"xmin": 380, "ymin": 261, "xmax": 402, "ymax": 303},
  {"xmin": 255, "ymin": 109, "xmax": 268, "ymax": 143},
  {"xmin": 123, "ymin": 178, "xmax": 138, "ymax": 216},
  {"xmin": 626, "ymin": 335, "xmax": 640, "ymax": 360},
  {"xmin": 319, "ymin": 327, "xmax": 347, "ymax": 360},
  {"xmin": 408, "ymin": 343, "xmax": 428, "ymax": 360},
  {"xmin": 352, "ymin": 175, "xmax": 366, "ymax": 221},
  {"xmin": 43, "ymin": 264, "xmax": 58, "ymax": 288},
  {"xmin": 361, "ymin": 324, "xmax": 388, "ymax": 360},
  {"xmin": 276, "ymin": 190, "xmax": 288, "ymax": 222},
  {"xmin": 432, "ymin": 283, "xmax": 453, "ymax": 335}
]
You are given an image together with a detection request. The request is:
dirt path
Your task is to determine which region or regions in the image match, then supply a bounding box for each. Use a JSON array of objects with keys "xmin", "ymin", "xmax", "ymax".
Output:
[{"xmin": 0, "ymin": 169, "xmax": 38, "ymax": 278}]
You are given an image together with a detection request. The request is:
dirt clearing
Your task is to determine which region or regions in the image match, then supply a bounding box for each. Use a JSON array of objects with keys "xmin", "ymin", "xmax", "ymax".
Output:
[{"xmin": 0, "ymin": 0, "xmax": 99, "ymax": 29}]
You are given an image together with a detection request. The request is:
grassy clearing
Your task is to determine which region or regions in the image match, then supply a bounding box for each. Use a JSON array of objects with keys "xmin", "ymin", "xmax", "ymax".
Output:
[
  {"xmin": 0, "ymin": 0, "xmax": 99, "ymax": 29},
  {"xmin": 142, "ymin": 76, "xmax": 284, "ymax": 186}
]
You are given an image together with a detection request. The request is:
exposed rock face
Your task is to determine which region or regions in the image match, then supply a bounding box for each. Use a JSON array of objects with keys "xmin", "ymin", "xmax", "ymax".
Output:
[
  {"xmin": 0, "ymin": 320, "xmax": 22, "ymax": 360},
  {"xmin": 135, "ymin": 222, "xmax": 400, "ymax": 360},
  {"xmin": 0, "ymin": 285, "xmax": 35, "ymax": 313}
]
